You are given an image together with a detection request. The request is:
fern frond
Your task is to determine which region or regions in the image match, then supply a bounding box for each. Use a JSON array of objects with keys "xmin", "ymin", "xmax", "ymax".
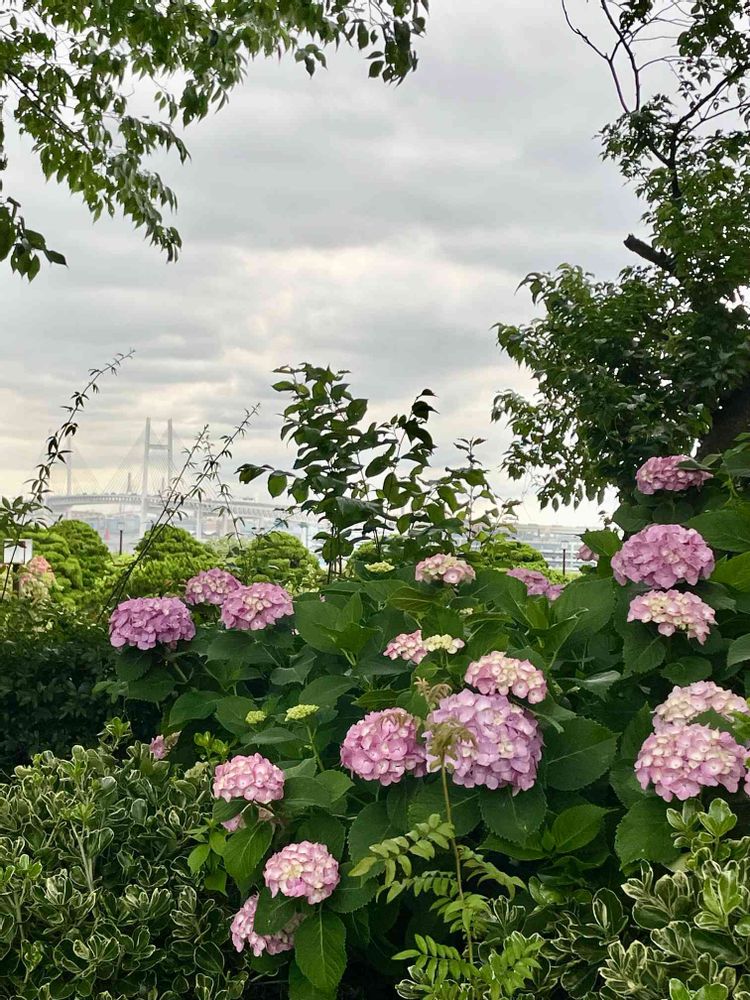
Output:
[
  {"xmin": 458, "ymin": 847, "xmax": 525, "ymax": 899},
  {"xmin": 350, "ymin": 813, "xmax": 455, "ymax": 882}
]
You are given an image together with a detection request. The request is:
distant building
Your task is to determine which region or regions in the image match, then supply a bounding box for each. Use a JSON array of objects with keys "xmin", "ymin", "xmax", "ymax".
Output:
[{"xmin": 510, "ymin": 523, "xmax": 595, "ymax": 572}]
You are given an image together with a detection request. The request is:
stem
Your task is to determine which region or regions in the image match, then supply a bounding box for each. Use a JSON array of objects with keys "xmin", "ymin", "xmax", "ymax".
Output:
[
  {"xmin": 305, "ymin": 725, "xmax": 325, "ymax": 771},
  {"xmin": 440, "ymin": 760, "xmax": 474, "ymax": 964}
]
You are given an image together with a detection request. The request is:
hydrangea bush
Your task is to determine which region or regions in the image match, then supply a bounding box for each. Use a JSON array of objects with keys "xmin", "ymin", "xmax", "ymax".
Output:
[{"xmin": 107, "ymin": 433, "xmax": 750, "ymax": 998}]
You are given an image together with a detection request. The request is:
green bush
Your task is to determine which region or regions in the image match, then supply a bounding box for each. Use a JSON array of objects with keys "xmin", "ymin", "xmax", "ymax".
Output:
[
  {"xmin": 0, "ymin": 602, "xmax": 156, "ymax": 774},
  {"xmin": 228, "ymin": 531, "xmax": 323, "ymax": 593},
  {"xmin": 135, "ymin": 524, "xmax": 209, "ymax": 562},
  {"xmin": 475, "ymin": 535, "xmax": 549, "ymax": 573},
  {"xmin": 0, "ymin": 721, "xmax": 251, "ymax": 999},
  {"xmin": 22, "ymin": 526, "xmax": 83, "ymax": 594},
  {"xmin": 52, "ymin": 519, "xmax": 112, "ymax": 588}
]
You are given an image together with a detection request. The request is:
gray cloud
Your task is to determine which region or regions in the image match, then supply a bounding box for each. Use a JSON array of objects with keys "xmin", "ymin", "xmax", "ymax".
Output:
[{"xmin": 0, "ymin": 0, "xmax": 640, "ymax": 526}]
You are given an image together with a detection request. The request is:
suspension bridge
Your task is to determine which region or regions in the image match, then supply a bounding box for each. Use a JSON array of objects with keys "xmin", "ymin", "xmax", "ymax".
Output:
[{"xmin": 46, "ymin": 419, "xmax": 315, "ymax": 552}]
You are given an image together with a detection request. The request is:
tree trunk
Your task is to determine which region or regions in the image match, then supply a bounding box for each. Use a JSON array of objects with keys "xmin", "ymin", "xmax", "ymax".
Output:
[{"xmin": 697, "ymin": 379, "xmax": 750, "ymax": 457}]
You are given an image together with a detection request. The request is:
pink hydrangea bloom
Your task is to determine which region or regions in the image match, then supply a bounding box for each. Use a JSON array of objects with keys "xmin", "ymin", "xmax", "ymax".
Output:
[
  {"xmin": 184, "ymin": 568, "xmax": 241, "ymax": 606},
  {"xmin": 213, "ymin": 753, "xmax": 285, "ymax": 805},
  {"xmin": 264, "ymin": 841, "xmax": 340, "ymax": 905},
  {"xmin": 340, "ymin": 709, "xmax": 427, "ymax": 785},
  {"xmin": 506, "ymin": 567, "xmax": 562, "ymax": 600},
  {"xmin": 610, "ymin": 524, "xmax": 714, "ymax": 589},
  {"xmin": 109, "ymin": 597, "xmax": 195, "ymax": 650},
  {"xmin": 578, "ymin": 544, "xmax": 597, "ymax": 562},
  {"xmin": 636, "ymin": 455, "xmax": 712, "ymax": 495},
  {"xmin": 628, "ymin": 590, "xmax": 716, "ymax": 644},
  {"xmin": 26, "ymin": 555, "xmax": 54, "ymax": 577},
  {"xmin": 220, "ymin": 582, "xmax": 293, "ymax": 631},
  {"xmin": 653, "ymin": 681, "xmax": 749, "ymax": 732},
  {"xmin": 384, "ymin": 630, "xmax": 428, "ymax": 664},
  {"xmin": 464, "ymin": 653, "xmax": 547, "ymax": 704},
  {"xmin": 415, "ymin": 554, "xmax": 476, "ymax": 586},
  {"xmin": 222, "ymin": 814, "xmax": 245, "ymax": 833},
  {"xmin": 230, "ymin": 893, "xmax": 303, "ymax": 956},
  {"xmin": 635, "ymin": 723, "xmax": 748, "ymax": 801},
  {"xmin": 424, "ymin": 689, "xmax": 542, "ymax": 792},
  {"xmin": 149, "ymin": 732, "xmax": 180, "ymax": 759}
]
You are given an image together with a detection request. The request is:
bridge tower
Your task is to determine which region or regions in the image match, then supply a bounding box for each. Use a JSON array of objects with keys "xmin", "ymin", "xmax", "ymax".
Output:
[{"xmin": 140, "ymin": 418, "xmax": 174, "ymax": 536}]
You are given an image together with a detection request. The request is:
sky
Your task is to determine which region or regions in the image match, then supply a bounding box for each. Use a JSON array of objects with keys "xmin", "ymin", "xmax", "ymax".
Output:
[{"xmin": 0, "ymin": 0, "xmax": 639, "ymax": 526}]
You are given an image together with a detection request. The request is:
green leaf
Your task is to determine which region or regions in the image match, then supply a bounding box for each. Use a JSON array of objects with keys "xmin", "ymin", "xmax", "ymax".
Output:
[
  {"xmin": 727, "ymin": 633, "xmax": 750, "ymax": 667},
  {"xmin": 268, "ymin": 471, "xmax": 288, "ymax": 497},
  {"xmin": 315, "ymin": 771, "xmax": 353, "ymax": 805},
  {"xmin": 127, "ymin": 668, "xmax": 175, "ymax": 703},
  {"xmin": 223, "ymin": 823, "xmax": 272, "ymax": 888},
  {"xmin": 298, "ymin": 675, "xmax": 355, "ymax": 708},
  {"xmin": 327, "ymin": 862, "xmax": 379, "ymax": 913},
  {"xmin": 711, "ymin": 551, "xmax": 750, "ymax": 591},
  {"xmin": 253, "ymin": 887, "xmax": 300, "ymax": 935},
  {"xmin": 580, "ymin": 529, "xmax": 622, "ymax": 557},
  {"xmin": 387, "ymin": 585, "xmax": 443, "ymax": 616},
  {"xmin": 550, "ymin": 805, "xmax": 610, "ymax": 853},
  {"xmin": 544, "ymin": 718, "xmax": 618, "ymax": 790},
  {"xmin": 552, "ymin": 577, "xmax": 615, "ymax": 637},
  {"xmin": 169, "ymin": 690, "xmax": 219, "ymax": 728},
  {"xmin": 294, "ymin": 910, "xmax": 347, "ymax": 993},
  {"xmin": 283, "ymin": 777, "xmax": 333, "ymax": 812},
  {"xmin": 244, "ymin": 727, "xmax": 299, "ymax": 747},
  {"xmin": 622, "ymin": 622, "xmax": 665, "ymax": 675},
  {"xmin": 480, "ymin": 834, "xmax": 546, "ymax": 861},
  {"xmin": 408, "ymin": 782, "xmax": 481, "ymax": 837},
  {"xmin": 206, "ymin": 630, "xmax": 257, "ymax": 661},
  {"xmin": 615, "ymin": 799, "xmax": 680, "ymax": 867},
  {"xmin": 187, "ymin": 843, "xmax": 210, "ymax": 873},
  {"xmin": 479, "ymin": 785, "xmax": 546, "ymax": 843},
  {"xmin": 289, "ymin": 960, "xmax": 336, "ymax": 1000},
  {"xmin": 296, "ymin": 813, "xmax": 346, "ymax": 860},
  {"xmin": 214, "ymin": 695, "xmax": 257, "ymax": 735},
  {"xmin": 115, "ymin": 648, "xmax": 152, "ymax": 681},
  {"xmin": 688, "ymin": 508, "xmax": 750, "ymax": 552},
  {"xmin": 348, "ymin": 801, "xmax": 399, "ymax": 862},
  {"xmin": 661, "ymin": 657, "xmax": 712, "ymax": 684},
  {"xmin": 294, "ymin": 596, "xmax": 361, "ymax": 654}
]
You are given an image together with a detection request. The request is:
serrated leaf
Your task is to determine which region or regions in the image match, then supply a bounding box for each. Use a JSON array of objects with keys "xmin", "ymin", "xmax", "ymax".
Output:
[
  {"xmin": 479, "ymin": 785, "xmax": 546, "ymax": 844},
  {"xmin": 327, "ymin": 862, "xmax": 379, "ymax": 913},
  {"xmin": 615, "ymin": 799, "xmax": 680, "ymax": 867},
  {"xmin": 223, "ymin": 823, "xmax": 272, "ymax": 888},
  {"xmin": 253, "ymin": 887, "xmax": 300, "ymax": 935},
  {"xmin": 294, "ymin": 910, "xmax": 346, "ymax": 992},
  {"xmin": 169, "ymin": 690, "xmax": 218, "ymax": 728},
  {"xmin": 544, "ymin": 718, "xmax": 618, "ymax": 790},
  {"xmin": 550, "ymin": 804, "xmax": 610, "ymax": 853}
]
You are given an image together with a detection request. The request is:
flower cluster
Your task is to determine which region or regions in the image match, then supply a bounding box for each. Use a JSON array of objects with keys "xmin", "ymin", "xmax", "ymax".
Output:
[
  {"xmin": 422, "ymin": 634, "xmax": 466, "ymax": 654},
  {"xmin": 109, "ymin": 597, "xmax": 195, "ymax": 650},
  {"xmin": 184, "ymin": 568, "xmax": 241, "ymax": 606},
  {"xmin": 635, "ymin": 724, "xmax": 748, "ymax": 801},
  {"xmin": 628, "ymin": 590, "xmax": 716, "ymax": 643},
  {"xmin": 368, "ymin": 561, "xmax": 395, "ymax": 573},
  {"xmin": 464, "ymin": 653, "xmax": 547, "ymax": 703},
  {"xmin": 220, "ymin": 582, "xmax": 293, "ymax": 631},
  {"xmin": 636, "ymin": 455, "xmax": 712, "ymax": 495},
  {"xmin": 415, "ymin": 554, "xmax": 476, "ymax": 586},
  {"xmin": 244, "ymin": 710, "xmax": 268, "ymax": 725},
  {"xmin": 340, "ymin": 709, "xmax": 426, "ymax": 785},
  {"xmin": 506, "ymin": 567, "xmax": 562, "ymax": 601},
  {"xmin": 610, "ymin": 524, "xmax": 714, "ymax": 589},
  {"xmin": 25, "ymin": 555, "xmax": 53, "ymax": 577},
  {"xmin": 577, "ymin": 544, "xmax": 596, "ymax": 562},
  {"xmin": 264, "ymin": 841, "xmax": 340, "ymax": 904},
  {"xmin": 148, "ymin": 732, "xmax": 180, "ymax": 759},
  {"xmin": 424, "ymin": 689, "xmax": 542, "ymax": 792},
  {"xmin": 286, "ymin": 704, "xmax": 319, "ymax": 722},
  {"xmin": 653, "ymin": 681, "xmax": 749, "ymax": 732},
  {"xmin": 230, "ymin": 893, "xmax": 303, "ymax": 956},
  {"xmin": 384, "ymin": 630, "xmax": 428, "ymax": 664},
  {"xmin": 212, "ymin": 753, "xmax": 285, "ymax": 805}
]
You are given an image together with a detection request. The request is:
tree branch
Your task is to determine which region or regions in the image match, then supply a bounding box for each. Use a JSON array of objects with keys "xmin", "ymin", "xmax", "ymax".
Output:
[
  {"xmin": 698, "ymin": 378, "xmax": 750, "ymax": 457},
  {"xmin": 623, "ymin": 234, "xmax": 675, "ymax": 272}
]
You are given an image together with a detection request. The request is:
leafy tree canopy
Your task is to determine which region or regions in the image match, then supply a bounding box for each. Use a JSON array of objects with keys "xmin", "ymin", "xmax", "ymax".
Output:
[
  {"xmin": 493, "ymin": 0, "xmax": 750, "ymax": 508},
  {"xmin": 0, "ymin": 0, "xmax": 428, "ymax": 278}
]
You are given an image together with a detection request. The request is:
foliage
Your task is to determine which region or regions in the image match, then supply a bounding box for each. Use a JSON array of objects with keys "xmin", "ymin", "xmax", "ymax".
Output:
[
  {"xmin": 20, "ymin": 525, "xmax": 83, "ymax": 594},
  {"xmin": 0, "ymin": 1, "xmax": 428, "ymax": 277},
  {"xmin": 108, "ymin": 380, "xmax": 750, "ymax": 995},
  {"xmin": 493, "ymin": 2, "xmax": 750, "ymax": 507},
  {"xmin": 0, "ymin": 601, "xmax": 156, "ymax": 775},
  {"xmin": 476, "ymin": 536, "xmax": 549, "ymax": 574},
  {"xmin": 0, "ymin": 721, "xmax": 251, "ymax": 998},
  {"xmin": 52, "ymin": 519, "xmax": 112, "ymax": 588},
  {"xmin": 135, "ymin": 524, "xmax": 210, "ymax": 562},
  {"xmin": 227, "ymin": 530, "xmax": 324, "ymax": 593}
]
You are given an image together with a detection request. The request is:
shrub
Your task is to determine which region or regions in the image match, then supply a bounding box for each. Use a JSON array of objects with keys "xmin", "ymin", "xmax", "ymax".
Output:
[
  {"xmin": 0, "ymin": 721, "xmax": 251, "ymax": 999},
  {"xmin": 22, "ymin": 525, "xmax": 83, "ymax": 594},
  {"xmin": 135, "ymin": 524, "xmax": 209, "ymax": 562},
  {"xmin": 228, "ymin": 531, "xmax": 324, "ymax": 593},
  {"xmin": 52, "ymin": 518, "xmax": 112, "ymax": 587},
  {"xmin": 0, "ymin": 602, "xmax": 156, "ymax": 774}
]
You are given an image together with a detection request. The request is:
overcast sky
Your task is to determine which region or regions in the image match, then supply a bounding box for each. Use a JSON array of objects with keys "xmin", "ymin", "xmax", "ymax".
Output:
[{"xmin": 0, "ymin": 0, "xmax": 638, "ymax": 525}]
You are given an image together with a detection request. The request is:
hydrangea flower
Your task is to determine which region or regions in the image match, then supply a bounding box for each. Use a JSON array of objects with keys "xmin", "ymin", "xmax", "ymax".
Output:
[
  {"xmin": 25, "ymin": 555, "xmax": 53, "ymax": 577},
  {"xmin": 340, "ymin": 709, "xmax": 427, "ymax": 785},
  {"xmin": 635, "ymin": 723, "xmax": 748, "ymax": 801},
  {"xmin": 109, "ymin": 597, "xmax": 195, "ymax": 650},
  {"xmin": 384, "ymin": 630, "xmax": 428, "ymax": 664},
  {"xmin": 506, "ymin": 567, "xmax": 562, "ymax": 600},
  {"xmin": 230, "ymin": 893, "xmax": 304, "ymax": 955},
  {"xmin": 628, "ymin": 590, "xmax": 716, "ymax": 644},
  {"xmin": 422, "ymin": 634, "xmax": 466, "ymax": 654},
  {"xmin": 212, "ymin": 753, "xmax": 285, "ymax": 805},
  {"xmin": 220, "ymin": 582, "xmax": 293, "ymax": 631},
  {"xmin": 653, "ymin": 681, "xmax": 750, "ymax": 732},
  {"xmin": 264, "ymin": 841, "xmax": 340, "ymax": 905},
  {"xmin": 636, "ymin": 455, "xmax": 712, "ymax": 495},
  {"xmin": 368, "ymin": 561, "xmax": 395, "ymax": 573},
  {"xmin": 184, "ymin": 568, "xmax": 241, "ymax": 606},
  {"xmin": 610, "ymin": 524, "xmax": 714, "ymax": 589},
  {"xmin": 149, "ymin": 732, "xmax": 180, "ymax": 759},
  {"xmin": 424, "ymin": 689, "xmax": 542, "ymax": 792},
  {"xmin": 578, "ymin": 544, "xmax": 596, "ymax": 562},
  {"xmin": 464, "ymin": 653, "xmax": 547, "ymax": 704},
  {"xmin": 222, "ymin": 814, "xmax": 246, "ymax": 834},
  {"xmin": 415, "ymin": 554, "xmax": 476, "ymax": 586},
  {"xmin": 286, "ymin": 704, "xmax": 319, "ymax": 722},
  {"xmin": 244, "ymin": 710, "xmax": 268, "ymax": 725}
]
